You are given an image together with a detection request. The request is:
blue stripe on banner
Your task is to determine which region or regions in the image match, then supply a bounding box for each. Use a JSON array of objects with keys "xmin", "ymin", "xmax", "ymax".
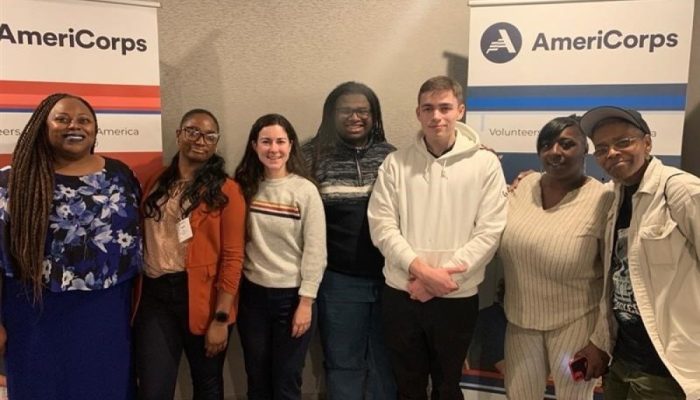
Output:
[
  {"xmin": 467, "ymin": 84, "xmax": 687, "ymax": 111},
  {"xmin": 499, "ymin": 153, "xmax": 681, "ymax": 183}
]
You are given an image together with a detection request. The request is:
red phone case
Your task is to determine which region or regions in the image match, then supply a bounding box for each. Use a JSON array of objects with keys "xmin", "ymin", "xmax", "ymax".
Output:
[{"xmin": 569, "ymin": 356, "xmax": 588, "ymax": 381}]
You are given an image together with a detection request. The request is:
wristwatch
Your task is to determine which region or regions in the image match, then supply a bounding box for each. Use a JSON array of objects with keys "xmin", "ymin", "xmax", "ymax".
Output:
[{"xmin": 214, "ymin": 311, "xmax": 229, "ymax": 323}]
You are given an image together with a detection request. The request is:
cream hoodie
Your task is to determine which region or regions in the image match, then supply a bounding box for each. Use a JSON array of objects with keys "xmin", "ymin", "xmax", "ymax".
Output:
[{"xmin": 367, "ymin": 122, "xmax": 507, "ymax": 298}]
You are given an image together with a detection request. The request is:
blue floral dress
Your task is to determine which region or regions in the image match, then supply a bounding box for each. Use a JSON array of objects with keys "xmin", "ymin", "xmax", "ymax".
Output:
[{"xmin": 0, "ymin": 157, "xmax": 142, "ymax": 400}]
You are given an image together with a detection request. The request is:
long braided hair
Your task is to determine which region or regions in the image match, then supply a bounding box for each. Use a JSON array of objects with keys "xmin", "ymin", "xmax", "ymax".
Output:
[
  {"xmin": 143, "ymin": 109, "xmax": 229, "ymax": 220},
  {"xmin": 8, "ymin": 93, "xmax": 97, "ymax": 301},
  {"xmin": 307, "ymin": 82, "xmax": 386, "ymax": 175}
]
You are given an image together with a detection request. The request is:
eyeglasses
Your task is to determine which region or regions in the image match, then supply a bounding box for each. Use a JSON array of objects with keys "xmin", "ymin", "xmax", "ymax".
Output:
[
  {"xmin": 593, "ymin": 136, "xmax": 642, "ymax": 158},
  {"xmin": 179, "ymin": 127, "xmax": 220, "ymax": 145},
  {"xmin": 336, "ymin": 107, "xmax": 371, "ymax": 119}
]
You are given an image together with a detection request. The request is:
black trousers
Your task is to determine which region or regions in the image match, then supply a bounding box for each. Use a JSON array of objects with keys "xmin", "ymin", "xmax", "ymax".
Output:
[
  {"xmin": 382, "ymin": 286, "xmax": 478, "ymax": 400},
  {"xmin": 133, "ymin": 273, "xmax": 230, "ymax": 400},
  {"xmin": 237, "ymin": 277, "xmax": 316, "ymax": 400}
]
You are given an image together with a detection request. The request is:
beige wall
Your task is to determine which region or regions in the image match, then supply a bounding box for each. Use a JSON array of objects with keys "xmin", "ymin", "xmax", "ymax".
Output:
[
  {"xmin": 159, "ymin": 0, "xmax": 470, "ymax": 170},
  {"xmin": 158, "ymin": 1, "xmax": 470, "ymax": 399},
  {"xmin": 158, "ymin": 1, "xmax": 699, "ymax": 399}
]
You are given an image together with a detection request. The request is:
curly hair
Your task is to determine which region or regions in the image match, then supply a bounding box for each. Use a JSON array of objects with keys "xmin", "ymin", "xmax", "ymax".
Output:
[
  {"xmin": 143, "ymin": 109, "xmax": 229, "ymax": 220},
  {"xmin": 234, "ymin": 113, "xmax": 313, "ymax": 203},
  {"xmin": 9, "ymin": 93, "xmax": 97, "ymax": 301}
]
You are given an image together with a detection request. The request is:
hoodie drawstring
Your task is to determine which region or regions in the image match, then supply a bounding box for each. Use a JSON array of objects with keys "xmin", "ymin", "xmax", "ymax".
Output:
[{"xmin": 423, "ymin": 159, "xmax": 449, "ymax": 182}]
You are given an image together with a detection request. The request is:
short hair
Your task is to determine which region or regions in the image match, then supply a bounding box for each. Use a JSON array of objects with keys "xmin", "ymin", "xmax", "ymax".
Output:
[
  {"xmin": 536, "ymin": 115, "xmax": 587, "ymax": 154},
  {"xmin": 417, "ymin": 76, "xmax": 464, "ymax": 104},
  {"xmin": 179, "ymin": 108, "xmax": 220, "ymax": 131}
]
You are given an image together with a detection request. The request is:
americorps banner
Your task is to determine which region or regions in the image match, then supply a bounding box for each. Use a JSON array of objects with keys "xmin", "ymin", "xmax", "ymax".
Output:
[
  {"xmin": 462, "ymin": 1, "xmax": 694, "ymax": 398},
  {"xmin": 466, "ymin": 0, "xmax": 694, "ymax": 182},
  {"xmin": 0, "ymin": 0, "xmax": 162, "ymax": 180}
]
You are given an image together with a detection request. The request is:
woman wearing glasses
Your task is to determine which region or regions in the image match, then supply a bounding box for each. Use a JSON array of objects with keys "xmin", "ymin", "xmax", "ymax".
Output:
[
  {"xmin": 134, "ymin": 109, "xmax": 246, "ymax": 400},
  {"xmin": 234, "ymin": 114, "xmax": 326, "ymax": 400},
  {"xmin": 500, "ymin": 116, "xmax": 613, "ymax": 400},
  {"xmin": 580, "ymin": 107, "xmax": 699, "ymax": 399}
]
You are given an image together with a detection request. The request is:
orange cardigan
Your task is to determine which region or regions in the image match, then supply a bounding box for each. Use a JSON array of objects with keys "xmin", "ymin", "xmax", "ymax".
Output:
[{"xmin": 136, "ymin": 170, "xmax": 246, "ymax": 334}]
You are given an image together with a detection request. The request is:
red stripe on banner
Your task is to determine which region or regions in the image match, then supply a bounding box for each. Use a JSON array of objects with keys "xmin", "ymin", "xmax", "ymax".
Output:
[
  {"xmin": 0, "ymin": 80, "xmax": 160, "ymax": 97},
  {"xmin": 0, "ymin": 151, "xmax": 163, "ymax": 185},
  {"xmin": 0, "ymin": 80, "xmax": 161, "ymax": 111},
  {"xmin": 1, "ymin": 94, "xmax": 160, "ymax": 110},
  {"xmin": 463, "ymin": 369, "xmax": 503, "ymax": 379}
]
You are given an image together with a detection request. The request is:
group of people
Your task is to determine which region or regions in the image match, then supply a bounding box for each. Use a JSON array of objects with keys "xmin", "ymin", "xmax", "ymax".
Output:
[
  {"xmin": 0, "ymin": 74, "xmax": 697, "ymax": 400},
  {"xmin": 500, "ymin": 107, "xmax": 699, "ymax": 400},
  {"xmin": 0, "ymin": 94, "xmax": 327, "ymax": 400}
]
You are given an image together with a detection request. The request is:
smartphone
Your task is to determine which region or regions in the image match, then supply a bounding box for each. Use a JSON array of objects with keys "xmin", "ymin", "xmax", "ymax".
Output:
[{"xmin": 569, "ymin": 356, "xmax": 588, "ymax": 381}]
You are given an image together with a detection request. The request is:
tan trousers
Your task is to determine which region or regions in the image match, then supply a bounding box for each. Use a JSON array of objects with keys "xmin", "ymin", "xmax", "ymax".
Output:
[{"xmin": 504, "ymin": 310, "xmax": 598, "ymax": 400}]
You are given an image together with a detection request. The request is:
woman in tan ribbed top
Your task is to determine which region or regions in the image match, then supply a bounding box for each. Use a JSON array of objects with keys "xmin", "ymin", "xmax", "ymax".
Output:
[{"xmin": 500, "ymin": 116, "xmax": 613, "ymax": 400}]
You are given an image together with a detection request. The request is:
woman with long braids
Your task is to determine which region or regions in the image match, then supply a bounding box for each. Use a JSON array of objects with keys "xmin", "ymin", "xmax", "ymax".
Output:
[
  {"xmin": 134, "ymin": 109, "xmax": 246, "ymax": 400},
  {"xmin": 0, "ymin": 93, "xmax": 142, "ymax": 399},
  {"xmin": 234, "ymin": 114, "xmax": 326, "ymax": 400}
]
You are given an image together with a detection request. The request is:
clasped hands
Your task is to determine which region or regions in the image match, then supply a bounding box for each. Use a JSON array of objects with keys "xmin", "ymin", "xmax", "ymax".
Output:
[{"xmin": 407, "ymin": 258, "xmax": 466, "ymax": 302}]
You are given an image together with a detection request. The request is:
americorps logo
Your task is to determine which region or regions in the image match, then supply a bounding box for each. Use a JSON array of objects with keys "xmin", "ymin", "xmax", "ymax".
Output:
[
  {"xmin": 479, "ymin": 22, "xmax": 679, "ymax": 62},
  {"xmin": 480, "ymin": 22, "xmax": 522, "ymax": 63}
]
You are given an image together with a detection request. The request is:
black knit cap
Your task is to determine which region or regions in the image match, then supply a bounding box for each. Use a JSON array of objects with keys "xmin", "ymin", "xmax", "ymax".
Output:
[{"xmin": 579, "ymin": 106, "xmax": 652, "ymax": 138}]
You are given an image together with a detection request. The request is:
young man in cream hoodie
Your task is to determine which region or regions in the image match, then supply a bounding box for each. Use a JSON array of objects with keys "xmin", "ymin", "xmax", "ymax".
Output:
[{"xmin": 368, "ymin": 76, "xmax": 508, "ymax": 399}]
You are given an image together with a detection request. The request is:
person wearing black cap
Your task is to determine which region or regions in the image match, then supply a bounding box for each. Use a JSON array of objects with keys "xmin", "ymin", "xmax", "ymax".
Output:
[{"xmin": 580, "ymin": 106, "xmax": 700, "ymax": 400}]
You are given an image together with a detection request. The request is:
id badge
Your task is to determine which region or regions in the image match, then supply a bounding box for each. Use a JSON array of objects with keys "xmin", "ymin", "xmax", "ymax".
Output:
[{"xmin": 176, "ymin": 217, "xmax": 193, "ymax": 243}]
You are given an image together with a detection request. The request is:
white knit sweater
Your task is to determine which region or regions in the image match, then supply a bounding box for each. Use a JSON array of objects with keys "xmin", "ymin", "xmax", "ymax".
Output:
[
  {"xmin": 243, "ymin": 174, "xmax": 327, "ymax": 298},
  {"xmin": 500, "ymin": 173, "xmax": 613, "ymax": 330}
]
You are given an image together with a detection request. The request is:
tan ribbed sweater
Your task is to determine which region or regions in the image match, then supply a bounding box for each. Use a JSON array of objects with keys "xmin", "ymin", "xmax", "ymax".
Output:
[{"xmin": 500, "ymin": 173, "xmax": 613, "ymax": 330}]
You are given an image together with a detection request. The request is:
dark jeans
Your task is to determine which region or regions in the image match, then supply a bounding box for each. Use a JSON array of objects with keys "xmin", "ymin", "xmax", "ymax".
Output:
[
  {"xmin": 237, "ymin": 278, "xmax": 316, "ymax": 400},
  {"xmin": 134, "ymin": 273, "xmax": 230, "ymax": 400},
  {"xmin": 318, "ymin": 270, "xmax": 396, "ymax": 400},
  {"xmin": 382, "ymin": 286, "xmax": 478, "ymax": 400}
]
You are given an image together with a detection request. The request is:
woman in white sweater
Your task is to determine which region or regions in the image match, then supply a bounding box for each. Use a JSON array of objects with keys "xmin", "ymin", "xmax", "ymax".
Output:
[
  {"xmin": 501, "ymin": 116, "xmax": 613, "ymax": 399},
  {"xmin": 234, "ymin": 113, "xmax": 326, "ymax": 400}
]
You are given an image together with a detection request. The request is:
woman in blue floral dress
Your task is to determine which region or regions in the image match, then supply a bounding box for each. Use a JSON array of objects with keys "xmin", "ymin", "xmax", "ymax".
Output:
[{"xmin": 0, "ymin": 93, "xmax": 142, "ymax": 399}]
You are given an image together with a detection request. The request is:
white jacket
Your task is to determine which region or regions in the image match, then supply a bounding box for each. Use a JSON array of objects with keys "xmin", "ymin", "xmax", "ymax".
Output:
[
  {"xmin": 591, "ymin": 158, "xmax": 700, "ymax": 399},
  {"xmin": 367, "ymin": 122, "xmax": 507, "ymax": 298}
]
